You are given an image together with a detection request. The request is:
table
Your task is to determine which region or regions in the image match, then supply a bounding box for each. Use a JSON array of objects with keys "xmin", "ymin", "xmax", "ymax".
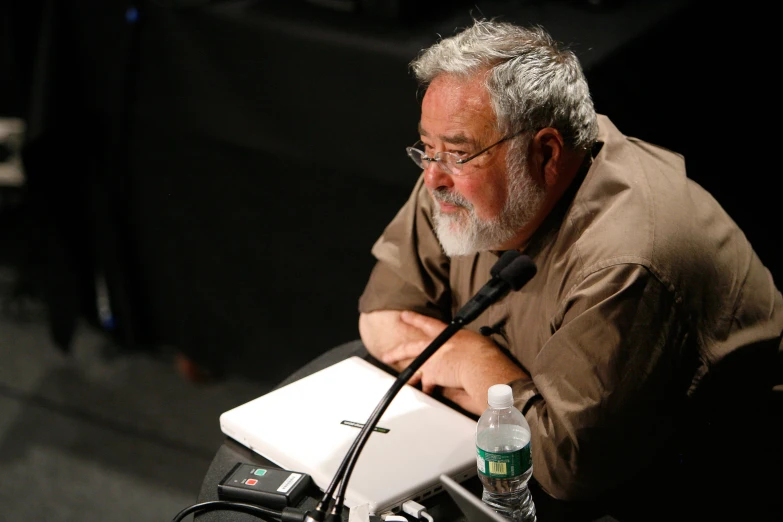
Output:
[{"xmin": 194, "ymin": 340, "xmax": 615, "ymax": 522}]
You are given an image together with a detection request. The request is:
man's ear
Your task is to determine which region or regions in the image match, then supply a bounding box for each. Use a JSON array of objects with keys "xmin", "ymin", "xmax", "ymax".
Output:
[{"xmin": 530, "ymin": 127, "xmax": 565, "ymax": 188}]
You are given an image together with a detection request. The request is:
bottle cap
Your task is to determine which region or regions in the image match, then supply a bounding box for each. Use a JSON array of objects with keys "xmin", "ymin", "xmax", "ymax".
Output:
[{"xmin": 487, "ymin": 384, "xmax": 513, "ymax": 408}]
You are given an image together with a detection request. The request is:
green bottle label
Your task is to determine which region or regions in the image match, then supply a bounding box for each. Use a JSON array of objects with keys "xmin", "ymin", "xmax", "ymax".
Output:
[{"xmin": 476, "ymin": 443, "xmax": 532, "ymax": 479}]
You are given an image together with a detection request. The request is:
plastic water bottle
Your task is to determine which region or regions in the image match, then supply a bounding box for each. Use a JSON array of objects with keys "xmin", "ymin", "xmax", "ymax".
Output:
[{"xmin": 475, "ymin": 384, "xmax": 537, "ymax": 522}]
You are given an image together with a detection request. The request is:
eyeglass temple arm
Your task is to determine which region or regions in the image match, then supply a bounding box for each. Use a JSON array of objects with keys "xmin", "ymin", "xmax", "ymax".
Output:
[{"xmin": 455, "ymin": 130, "xmax": 526, "ymax": 165}]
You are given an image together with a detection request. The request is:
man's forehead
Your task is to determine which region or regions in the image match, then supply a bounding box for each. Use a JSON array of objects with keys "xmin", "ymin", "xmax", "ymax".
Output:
[
  {"xmin": 417, "ymin": 122, "xmax": 473, "ymax": 145},
  {"xmin": 419, "ymin": 74, "xmax": 496, "ymax": 143}
]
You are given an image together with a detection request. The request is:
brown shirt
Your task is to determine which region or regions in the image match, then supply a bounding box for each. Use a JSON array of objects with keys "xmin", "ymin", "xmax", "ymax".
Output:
[{"xmin": 358, "ymin": 115, "xmax": 783, "ymax": 500}]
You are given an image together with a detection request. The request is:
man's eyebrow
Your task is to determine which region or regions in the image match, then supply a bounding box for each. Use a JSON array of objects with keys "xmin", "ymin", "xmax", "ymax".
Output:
[{"xmin": 417, "ymin": 124, "xmax": 475, "ymax": 146}]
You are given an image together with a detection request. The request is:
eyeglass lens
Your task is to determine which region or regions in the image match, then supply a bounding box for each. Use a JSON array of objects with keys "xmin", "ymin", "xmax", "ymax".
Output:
[{"xmin": 407, "ymin": 147, "xmax": 460, "ymax": 175}]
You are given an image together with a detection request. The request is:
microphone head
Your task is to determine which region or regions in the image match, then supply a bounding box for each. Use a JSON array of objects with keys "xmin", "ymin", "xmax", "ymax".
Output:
[
  {"xmin": 490, "ymin": 250, "xmax": 522, "ymax": 278},
  {"xmin": 498, "ymin": 255, "xmax": 537, "ymax": 291}
]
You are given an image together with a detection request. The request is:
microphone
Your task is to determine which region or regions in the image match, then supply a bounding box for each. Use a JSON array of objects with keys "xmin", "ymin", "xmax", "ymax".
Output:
[
  {"xmin": 305, "ymin": 252, "xmax": 537, "ymax": 522},
  {"xmin": 490, "ymin": 249, "xmax": 522, "ymax": 277},
  {"xmin": 455, "ymin": 251, "xmax": 537, "ymax": 324}
]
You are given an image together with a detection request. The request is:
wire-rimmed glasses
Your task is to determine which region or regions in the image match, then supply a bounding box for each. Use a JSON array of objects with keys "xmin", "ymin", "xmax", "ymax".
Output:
[{"xmin": 405, "ymin": 130, "xmax": 526, "ymax": 175}]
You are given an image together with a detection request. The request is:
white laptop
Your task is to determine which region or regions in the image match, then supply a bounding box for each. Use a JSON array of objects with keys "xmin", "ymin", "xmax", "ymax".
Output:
[{"xmin": 219, "ymin": 356, "xmax": 478, "ymax": 515}]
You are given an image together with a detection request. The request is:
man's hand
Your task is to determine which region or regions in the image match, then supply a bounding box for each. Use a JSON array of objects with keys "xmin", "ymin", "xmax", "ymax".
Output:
[{"xmin": 380, "ymin": 311, "xmax": 528, "ymax": 415}]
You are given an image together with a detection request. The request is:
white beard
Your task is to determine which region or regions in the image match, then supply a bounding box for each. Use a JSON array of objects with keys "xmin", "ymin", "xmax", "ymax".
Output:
[{"xmin": 432, "ymin": 147, "xmax": 546, "ymax": 257}]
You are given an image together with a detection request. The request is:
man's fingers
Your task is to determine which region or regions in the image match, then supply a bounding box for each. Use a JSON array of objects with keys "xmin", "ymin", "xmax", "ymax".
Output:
[
  {"xmin": 381, "ymin": 340, "xmax": 427, "ymax": 365},
  {"xmin": 421, "ymin": 379, "xmax": 437, "ymax": 395},
  {"xmin": 441, "ymin": 387, "xmax": 469, "ymax": 403},
  {"xmin": 442, "ymin": 387, "xmax": 482, "ymax": 415}
]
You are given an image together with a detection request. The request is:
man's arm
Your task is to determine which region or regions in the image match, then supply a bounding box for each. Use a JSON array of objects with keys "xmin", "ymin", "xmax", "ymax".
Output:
[
  {"xmin": 358, "ymin": 310, "xmax": 431, "ymax": 372},
  {"xmin": 366, "ymin": 310, "xmax": 528, "ymax": 414},
  {"xmin": 521, "ymin": 264, "xmax": 686, "ymax": 501}
]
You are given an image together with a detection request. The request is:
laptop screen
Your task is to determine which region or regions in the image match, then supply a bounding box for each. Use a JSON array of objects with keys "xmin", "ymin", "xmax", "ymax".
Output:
[{"xmin": 439, "ymin": 474, "xmax": 507, "ymax": 522}]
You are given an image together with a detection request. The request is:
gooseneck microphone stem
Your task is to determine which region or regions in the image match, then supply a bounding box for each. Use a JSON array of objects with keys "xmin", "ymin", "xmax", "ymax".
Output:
[
  {"xmin": 305, "ymin": 251, "xmax": 536, "ymax": 522},
  {"xmin": 330, "ymin": 320, "xmax": 465, "ymax": 515},
  {"xmin": 307, "ymin": 320, "xmax": 464, "ymax": 522}
]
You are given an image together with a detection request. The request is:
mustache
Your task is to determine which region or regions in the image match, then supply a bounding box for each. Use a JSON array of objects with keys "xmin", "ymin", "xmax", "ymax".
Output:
[{"xmin": 432, "ymin": 188, "xmax": 472, "ymax": 209}]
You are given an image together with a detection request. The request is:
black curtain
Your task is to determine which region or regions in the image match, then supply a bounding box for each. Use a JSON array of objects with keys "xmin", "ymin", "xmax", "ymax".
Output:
[{"xmin": 6, "ymin": 0, "xmax": 139, "ymax": 352}]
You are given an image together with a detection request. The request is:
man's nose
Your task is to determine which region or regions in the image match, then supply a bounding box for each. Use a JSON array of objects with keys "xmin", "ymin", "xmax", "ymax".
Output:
[{"xmin": 423, "ymin": 159, "xmax": 454, "ymax": 190}]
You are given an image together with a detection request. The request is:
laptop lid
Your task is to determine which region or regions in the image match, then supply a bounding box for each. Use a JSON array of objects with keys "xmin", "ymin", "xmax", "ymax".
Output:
[{"xmin": 219, "ymin": 356, "xmax": 478, "ymax": 515}]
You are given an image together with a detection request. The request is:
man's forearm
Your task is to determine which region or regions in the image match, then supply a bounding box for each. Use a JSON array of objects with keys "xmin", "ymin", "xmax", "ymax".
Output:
[{"xmin": 359, "ymin": 310, "xmax": 431, "ymax": 371}]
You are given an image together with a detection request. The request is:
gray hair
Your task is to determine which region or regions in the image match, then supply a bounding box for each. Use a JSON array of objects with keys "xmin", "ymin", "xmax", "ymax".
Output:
[{"xmin": 410, "ymin": 19, "xmax": 598, "ymax": 152}]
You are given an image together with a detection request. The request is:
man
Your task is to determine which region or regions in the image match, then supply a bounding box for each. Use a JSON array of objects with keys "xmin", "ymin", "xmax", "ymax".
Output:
[{"xmin": 357, "ymin": 19, "xmax": 783, "ymax": 521}]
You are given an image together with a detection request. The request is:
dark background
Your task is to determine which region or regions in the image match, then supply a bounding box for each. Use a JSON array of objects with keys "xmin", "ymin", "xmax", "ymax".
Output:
[{"xmin": 1, "ymin": 0, "xmax": 777, "ymax": 384}]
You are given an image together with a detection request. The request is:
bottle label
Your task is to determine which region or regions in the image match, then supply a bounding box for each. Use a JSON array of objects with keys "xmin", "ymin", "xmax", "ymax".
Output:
[{"xmin": 476, "ymin": 443, "xmax": 532, "ymax": 479}]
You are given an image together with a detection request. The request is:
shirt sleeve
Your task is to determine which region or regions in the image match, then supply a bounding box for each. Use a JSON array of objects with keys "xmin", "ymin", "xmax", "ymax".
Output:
[
  {"xmin": 358, "ymin": 174, "xmax": 452, "ymax": 320},
  {"xmin": 520, "ymin": 262, "xmax": 686, "ymax": 501}
]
